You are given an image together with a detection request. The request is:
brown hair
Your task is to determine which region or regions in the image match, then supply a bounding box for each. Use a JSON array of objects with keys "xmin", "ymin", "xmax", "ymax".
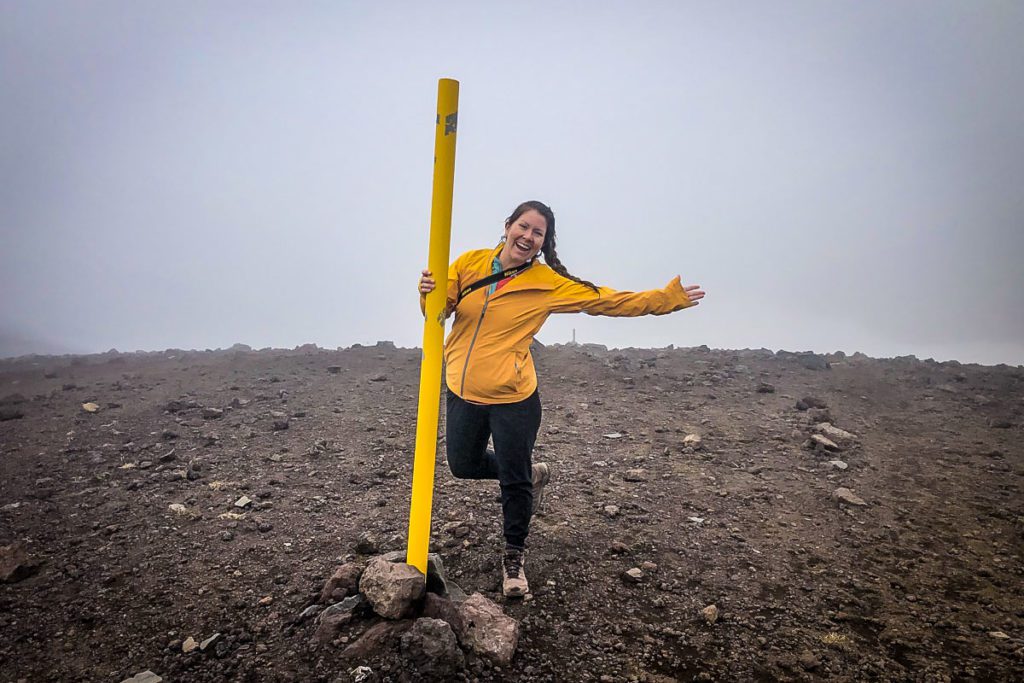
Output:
[{"xmin": 505, "ymin": 200, "xmax": 600, "ymax": 292}]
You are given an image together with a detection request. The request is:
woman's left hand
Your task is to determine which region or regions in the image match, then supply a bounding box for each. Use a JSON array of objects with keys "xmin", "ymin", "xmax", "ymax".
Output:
[{"xmin": 683, "ymin": 284, "xmax": 705, "ymax": 305}]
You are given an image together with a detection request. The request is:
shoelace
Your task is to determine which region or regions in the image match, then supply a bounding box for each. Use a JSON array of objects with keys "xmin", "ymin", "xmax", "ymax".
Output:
[{"xmin": 503, "ymin": 551, "xmax": 523, "ymax": 577}]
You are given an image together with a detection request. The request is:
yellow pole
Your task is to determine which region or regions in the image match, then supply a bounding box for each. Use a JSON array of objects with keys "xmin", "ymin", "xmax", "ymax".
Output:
[{"xmin": 407, "ymin": 78, "xmax": 459, "ymax": 575}]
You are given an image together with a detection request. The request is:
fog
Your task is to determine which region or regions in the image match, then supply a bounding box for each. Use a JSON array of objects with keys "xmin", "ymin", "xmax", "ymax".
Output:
[{"xmin": 2, "ymin": 1, "xmax": 1022, "ymax": 364}]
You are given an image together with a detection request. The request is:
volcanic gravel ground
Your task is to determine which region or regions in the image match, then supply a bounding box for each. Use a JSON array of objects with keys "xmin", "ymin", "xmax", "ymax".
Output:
[{"xmin": 1, "ymin": 344, "xmax": 1022, "ymax": 681}]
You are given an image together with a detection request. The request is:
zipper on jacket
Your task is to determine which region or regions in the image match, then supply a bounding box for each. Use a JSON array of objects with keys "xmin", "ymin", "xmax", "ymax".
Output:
[{"xmin": 459, "ymin": 291, "xmax": 492, "ymax": 397}]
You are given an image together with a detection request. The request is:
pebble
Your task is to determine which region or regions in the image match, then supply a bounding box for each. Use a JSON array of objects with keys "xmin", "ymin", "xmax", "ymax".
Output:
[
  {"xmin": 832, "ymin": 487, "xmax": 867, "ymax": 506},
  {"xmin": 119, "ymin": 672, "xmax": 161, "ymax": 683},
  {"xmin": 622, "ymin": 568, "xmax": 644, "ymax": 583},
  {"xmin": 234, "ymin": 496, "xmax": 252, "ymax": 508},
  {"xmin": 702, "ymin": 604, "xmax": 719, "ymax": 624},
  {"xmin": 182, "ymin": 637, "xmax": 198, "ymax": 653},
  {"xmin": 199, "ymin": 633, "xmax": 221, "ymax": 651}
]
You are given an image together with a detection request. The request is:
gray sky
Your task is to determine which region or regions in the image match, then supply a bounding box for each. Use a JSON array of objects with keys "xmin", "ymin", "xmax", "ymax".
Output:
[{"xmin": 2, "ymin": 1, "xmax": 1022, "ymax": 365}]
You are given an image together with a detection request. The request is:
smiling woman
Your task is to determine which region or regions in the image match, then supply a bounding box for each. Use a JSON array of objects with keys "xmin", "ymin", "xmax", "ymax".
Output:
[{"xmin": 417, "ymin": 199, "xmax": 705, "ymax": 598}]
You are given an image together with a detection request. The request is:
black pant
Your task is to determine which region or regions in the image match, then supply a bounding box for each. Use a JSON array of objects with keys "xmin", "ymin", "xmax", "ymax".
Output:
[{"xmin": 445, "ymin": 388, "xmax": 542, "ymax": 549}]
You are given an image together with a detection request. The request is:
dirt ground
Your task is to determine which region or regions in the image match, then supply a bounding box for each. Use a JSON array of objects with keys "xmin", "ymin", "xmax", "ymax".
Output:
[{"xmin": 1, "ymin": 343, "xmax": 1022, "ymax": 682}]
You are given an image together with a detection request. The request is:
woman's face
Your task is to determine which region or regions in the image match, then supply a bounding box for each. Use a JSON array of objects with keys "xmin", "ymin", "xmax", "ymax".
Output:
[{"xmin": 501, "ymin": 209, "xmax": 548, "ymax": 266}]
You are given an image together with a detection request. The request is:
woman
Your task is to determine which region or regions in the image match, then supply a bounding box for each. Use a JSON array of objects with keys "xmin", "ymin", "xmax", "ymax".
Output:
[{"xmin": 419, "ymin": 200, "xmax": 705, "ymax": 597}]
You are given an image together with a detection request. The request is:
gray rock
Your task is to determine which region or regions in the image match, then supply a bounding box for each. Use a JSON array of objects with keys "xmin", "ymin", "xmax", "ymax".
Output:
[
  {"xmin": 199, "ymin": 633, "xmax": 221, "ymax": 651},
  {"xmin": 120, "ymin": 672, "xmax": 162, "ymax": 683},
  {"xmin": 815, "ymin": 423, "xmax": 857, "ymax": 443},
  {"xmin": 756, "ymin": 382, "xmax": 776, "ymax": 393},
  {"xmin": 313, "ymin": 595, "xmax": 366, "ymax": 644},
  {"xmin": 359, "ymin": 556, "xmax": 425, "ymax": 619},
  {"xmin": 457, "ymin": 593, "xmax": 519, "ymax": 665},
  {"xmin": 400, "ymin": 617, "xmax": 464, "ymax": 677},
  {"xmin": 296, "ymin": 604, "xmax": 323, "ymax": 624},
  {"xmin": 827, "ymin": 460, "xmax": 849, "ymax": 470},
  {"xmin": 201, "ymin": 407, "xmax": 223, "ymax": 419},
  {"xmin": 809, "ymin": 434, "xmax": 840, "ymax": 452}
]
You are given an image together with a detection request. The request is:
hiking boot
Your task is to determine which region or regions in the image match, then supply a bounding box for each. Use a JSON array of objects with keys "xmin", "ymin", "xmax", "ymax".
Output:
[
  {"xmin": 531, "ymin": 462, "xmax": 551, "ymax": 515},
  {"xmin": 502, "ymin": 546, "xmax": 529, "ymax": 597}
]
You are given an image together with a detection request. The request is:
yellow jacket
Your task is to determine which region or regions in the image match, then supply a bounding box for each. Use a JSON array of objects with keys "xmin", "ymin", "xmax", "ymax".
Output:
[{"xmin": 423, "ymin": 243, "xmax": 696, "ymax": 404}]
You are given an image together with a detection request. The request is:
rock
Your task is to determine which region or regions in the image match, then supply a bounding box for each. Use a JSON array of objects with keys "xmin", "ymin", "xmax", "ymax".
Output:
[
  {"xmin": 622, "ymin": 568, "xmax": 644, "ymax": 583},
  {"xmin": 234, "ymin": 496, "xmax": 252, "ymax": 509},
  {"xmin": 295, "ymin": 604, "xmax": 324, "ymax": 624},
  {"xmin": 81, "ymin": 402, "xmax": 100, "ymax": 413},
  {"xmin": 702, "ymin": 604, "xmax": 719, "ymax": 624},
  {"xmin": 988, "ymin": 631, "xmax": 1010, "ymax": 639},
  {"xmin": 827, "ymin": 460, "xmax": 849, "ymax": 470},
  {"xmin": 272, "ymin": 418, "xmax": 290, "ymax": 431},
  {"xmin": 120, "ymin": 672, "xmax": 162, "ymax": 683},
  {"xmin": 602, "ymin": 432, "xmax": 624, "ymax": 439},
  {"xmin": 0, "ymin": 406, "xmax": 24, "ymax": 421},
  {"xmin": 809, "ymin": 434, "xmax": 840, "ymax": 452},
  {"xmin": 348, "ymin": 665, "xmax": 378, "ymax": 683},
  {"xmin": 608, "ymin": 541, "xmax": 630, "ymax": 554},
  {"xmin": 400, "ymin": 617, "xmax": 464, "ymax": 677},
  {"xmin": 988, "ymin": 419, "xmax": 1013, "ymax": 429},
  {"xmin": 201, "ymin": 407, "xmax": 223, "ymax": 419},
  {"xmin": 359, "ymin": 556, "xmax": 426, "ymax": 619},
  {"xmin": 341, "ymin": 620, "xmax": 412, "ymax": 660},
  {"xmin": 421, "ymin": 592, "xmax": 465, "ymax": 638},
  {"xmin": 199, "ymin": 633, "xmax": 221, "ymax": 652},
  {"xmin": 798, "ymin": 650, "xmax": 821, "ymax": 670},
  {"xmin": 806, "ymin": 408, "xmax": 833, "ymax": 424},
  {"xmin": 603, "ymin": 505, "xmax": 620, "ymax": 518},
  {"xmin": 182, "ymin": 637, "xmax": 198, "ymax": 653},
  {"xmin": 354, "ymin": 531, "xmax": 381, "ymax": 555},
  {"xmin": 795, "ymin": 397, "xmax": 827, "ymax": 411},
  {"xmin": 624, "ymin": 468, "xmax": 647, "ymax": 482},
  {"xmin": 832, "ymin": 487, "xmax": 867, "ymax": 506},
  {"xmin": 319, "ymin": 563, "xmax": 363, "ymax": 604},
  {"xmin": 458, "ymin": 593, "xmax": 519, "ymax": 665},
  {"xmin": 427, "ymin": 553, "xmax": 464, "ymax": 601},
  {"xmin": 683, "ymin": 433, "xmax": 702, "ymax": 448},
  {"xmin": 313, "ymin": 595, "xmax": 367, "ymax": 645},
  {"xmin": 168, "ymin": 503, "xmax": 189, "ymax": 515},
  {"xmin": 0, "ymin": 543, "xmax": 40, "ymax": 583},
  {"xmin": 327, "ymin": 366, "xmax": 342, "ymax": 374},
  {"xmin": 641, "ymin": 561, "xmax": 658, "ymax": 572},
  {"xmin": 815, "ymin": 423, "xmax": 857, "ymax": 442},
  {"xmin": 756, "ymin": 382, "xmax": 776, "ymax": 393}
]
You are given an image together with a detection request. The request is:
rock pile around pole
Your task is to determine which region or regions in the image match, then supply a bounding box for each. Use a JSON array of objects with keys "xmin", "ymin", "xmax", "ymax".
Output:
[{"xmin": 306, "ymin": 551, "xmax": 519, "ymax": 677}]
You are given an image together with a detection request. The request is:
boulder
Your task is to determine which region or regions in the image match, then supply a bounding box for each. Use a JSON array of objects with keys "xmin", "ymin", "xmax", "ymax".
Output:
[
  {"xmin": 457, "ymin": 593, "xmax": 519, "ymax": 665},
  {"xmin": 400, "ymin": 617, "xmax": 464, "ymax": 677},
  {"xmin": 359, "ymin": 556, "xmax": 425, "ymax": 619}
]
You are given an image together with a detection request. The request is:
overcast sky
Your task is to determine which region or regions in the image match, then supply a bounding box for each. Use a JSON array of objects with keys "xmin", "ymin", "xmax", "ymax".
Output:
[{"xmin": 2, "ymin": 1, "xmax": 1022, "ymax": 365}]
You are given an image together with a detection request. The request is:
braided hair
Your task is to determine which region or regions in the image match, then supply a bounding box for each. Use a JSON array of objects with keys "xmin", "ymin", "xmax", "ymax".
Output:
[{"xmin": 505, "ymin": 200, "xmax": 600, "ymax": 293}]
